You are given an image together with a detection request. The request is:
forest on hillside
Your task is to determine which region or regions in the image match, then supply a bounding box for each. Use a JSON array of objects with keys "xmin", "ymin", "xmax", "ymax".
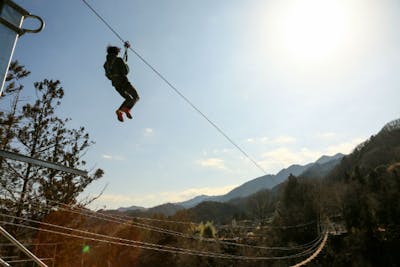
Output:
[{"xmin": 1, "ymin": 62, "xmax": 400, "ymax": 266}]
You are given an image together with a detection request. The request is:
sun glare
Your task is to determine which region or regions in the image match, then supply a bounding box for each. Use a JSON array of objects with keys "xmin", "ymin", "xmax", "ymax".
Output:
[
  {"xmin": 281, "ymin": 0, "xmax": 350, "ymax": 63},
  {"xmin": 261, "ymin": 0, "xmax": 365, "ymax": 71}
]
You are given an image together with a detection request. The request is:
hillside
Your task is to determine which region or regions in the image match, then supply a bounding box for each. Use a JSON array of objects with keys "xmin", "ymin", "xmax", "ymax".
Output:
[
  {"xmin": 300, "ymin": 153, "xmax": 343, "ymax": 179},
  {"xmin": 178, "ymin": 154, "xmax": 342, "ymax": 209},
  {"xmin": 181, "ymin": 201, "xmax": 245, "ymax": 224},
  {"xmin": 217, "ymin": 163, "xmax": 312, "ymax": 202},
  {"xmin": 327, "ymin": 118, "xmax": 400, "ymax": 182},
  {"xmin": 114, "ymin": 154, "xmax": 344, "ymax": 216},
  {"xmin": 146, "ymin": 202, "xmax": 185, "ymax": 216}
]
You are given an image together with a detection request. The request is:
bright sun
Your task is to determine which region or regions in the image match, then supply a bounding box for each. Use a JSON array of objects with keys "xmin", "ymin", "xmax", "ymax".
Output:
[
  {"xmin": 283, "ymin": 1, "xmax": 349, "ymax": 61},
  {"xmin": 265, "ymin": 0, "xmax": 355, "ymax": 67}
]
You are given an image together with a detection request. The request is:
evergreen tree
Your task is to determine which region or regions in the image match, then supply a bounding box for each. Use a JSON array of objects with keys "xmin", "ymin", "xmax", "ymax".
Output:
[
  {"xmin": 0, "ymin": 61, "xmax": 30, "ymax": 210},
  {"xmin": 272, "ymin": 174, "xmax": 319, "ymax": 244},
  {"xmin": 246, "ymin": 189, "xmax": 274, "ymax": 223},
  {"xmin": 0, "ymin": 62, "xmax": 103, "ymax": 222}
]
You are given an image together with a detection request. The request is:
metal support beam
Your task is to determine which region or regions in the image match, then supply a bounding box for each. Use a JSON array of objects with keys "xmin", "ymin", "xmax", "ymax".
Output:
[
  {"xmin": 0, "ymin": 257, "xmax": 11, "ymax": 267},
  {"xmin": 0, "ymin": 150, "xmax": 88, "ymax": 177},
  {"xmin": 0, "ymin": 0, "xmax": 44, "ymax": 95},
  {"xmin": 0, "ymin": 226, "xmax": 48, "ymax": 267}
]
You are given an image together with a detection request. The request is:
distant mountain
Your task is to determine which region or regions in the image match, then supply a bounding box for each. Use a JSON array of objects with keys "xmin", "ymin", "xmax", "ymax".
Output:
[
  {"xmin": 216, "ymin": 163, "xmax": 313, "ymax": 202},
  {"xmin": 146, "ymin": 203, "xmax": 185, "ymax": 217},
  {"xmin": 119, "ymin": 203, "xmax": 185, "ymax": 217},
  {"xmin": 315, "ymin": 153, "xmax": 344, "ymax": 165},
  {"xmin": 301, "ymin": 153, "xmax": 344, "ymax": 179},
  {"xmin": 182, "ymin": 201, "xmax": 243, "ymax": 224},
  {"xmin": 179, "ymin": 154, "xmax": 343, "ymax": 208},
  {"xmin": 117, "ymin": 205, "xmax": 147, "ymax": 212},
  {"xmin": 176, "ymin": 195, "xmax": 218, "ymax": 209},
  {"xmin": 115, "ymin": 154, "xmax": 345, "ymax": 213}
]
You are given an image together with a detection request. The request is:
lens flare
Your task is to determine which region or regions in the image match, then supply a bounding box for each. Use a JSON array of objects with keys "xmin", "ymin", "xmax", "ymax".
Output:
[{"xmin": 82, "ymin": 245, "xmax": 90, "ymax": 253}]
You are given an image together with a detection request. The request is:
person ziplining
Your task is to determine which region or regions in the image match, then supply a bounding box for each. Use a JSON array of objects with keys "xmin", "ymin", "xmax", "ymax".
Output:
[
  {"xmin": 84, "ymin": 0, "xmax": 266, "ymax": 173},
  {"xmin": 104, "ymin": 41, "xmax": 140, "ymax": 122}
]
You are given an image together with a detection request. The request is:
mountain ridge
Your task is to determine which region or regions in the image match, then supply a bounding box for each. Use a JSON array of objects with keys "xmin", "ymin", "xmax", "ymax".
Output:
[
  {"xmin": 177, "ymin": 153, "xmax": 344, "ymax": 208},
  {"xmin": 115, "ymin": 153, "xmax": 345, "ymax": 213}
]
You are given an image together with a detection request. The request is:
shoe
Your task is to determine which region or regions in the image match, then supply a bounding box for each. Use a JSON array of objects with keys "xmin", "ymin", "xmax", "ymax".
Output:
[
  {"xmin": 121, "ymin": 107, "xmax": 132, "ymax": 119},
  {"xmin": 115, "ymin": 109, "xmax": 124, "ymax": 122}
]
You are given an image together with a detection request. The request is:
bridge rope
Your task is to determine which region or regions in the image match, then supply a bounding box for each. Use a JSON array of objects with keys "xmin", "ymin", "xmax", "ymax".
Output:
[
  {"xmin": 15, "ymin": 199, "xmax": 321, "ymax": 251},
  {"xmin": 290, "ymin": 230, "xmax": 328, "ymax": 267},
  {"xmin": 0, "ymin": 217, "xmax": 326, "ymax": 261}
]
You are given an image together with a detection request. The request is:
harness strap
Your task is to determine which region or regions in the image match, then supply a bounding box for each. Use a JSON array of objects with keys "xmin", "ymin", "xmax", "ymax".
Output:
[
  {"xmin": 105, "ymin": 57, "xmax": 117, "ymax": 79},
  {"xmin": 123, "ymin": 41, "xmax": 130, "ymax": 62}
]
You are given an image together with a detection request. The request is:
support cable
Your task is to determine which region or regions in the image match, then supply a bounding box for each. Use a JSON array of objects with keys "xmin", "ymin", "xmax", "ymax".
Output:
[
  {"xmin": 0, "ymin": 226, "xmax": 48, "ymax": 267},
  {"xmin": 0, "ymin": 214, "xmax": 233, "ymax": 258},
  {"xmin": 290, "ymin": 231, "xmax": 328, "ymax": 267},
  {"xmin": 50, "ymin": 199, "xmax": 317, "ymax": 231},
  {"xmin": 0, "ymin": 219, "xmax": 326, "ymax": 261},
  {"xmin": 80, "ymin": 0, "xmax": 266, "ymax": 174},
  {"xmin": 21, "ymin": 200, "xmax": 321, "ymax": 251}
]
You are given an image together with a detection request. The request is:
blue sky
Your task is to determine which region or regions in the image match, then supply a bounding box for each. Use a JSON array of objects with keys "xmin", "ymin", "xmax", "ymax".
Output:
[{"xmin": 5, "ymin": 0, "xmax": 400, "ymax": 208}]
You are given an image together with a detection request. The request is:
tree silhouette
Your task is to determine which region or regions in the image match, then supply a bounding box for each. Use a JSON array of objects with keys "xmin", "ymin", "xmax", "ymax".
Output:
[{"xmin": 0, "ymin": 62, "xmax": 103, "ymax": 223}]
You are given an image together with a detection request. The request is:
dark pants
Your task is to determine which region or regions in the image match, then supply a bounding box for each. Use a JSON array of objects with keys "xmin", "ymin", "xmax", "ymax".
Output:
[{"xmin": 112, "ymin": 77, "xmax": 139, "ymax": 110}]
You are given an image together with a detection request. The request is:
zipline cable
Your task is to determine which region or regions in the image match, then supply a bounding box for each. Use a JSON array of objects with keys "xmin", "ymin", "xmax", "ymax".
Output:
[
  {"xmin": 4, "ymin": 220, "xmax": 324, "ymax": 261},
  {"xmin": 81, "ymin": 0, "xmax": 266, "ymax": 174},
  {"xmin": 0, "ymin": 213, "xmax": 230, "ymax": 258},
  {"xmin": 47, "ymin": 199, "xmax": 324, "ymax": 231},
  {"xmin": 0, "ymin": 219, "xmax": 326, "ymax": 261},
  {"xmin": 0, "ymin": 198, "xmax": 322, "ymax": 251},
  {"xmin": 6, "ymin": 258, "xmax": 54, "ymax": 264},
  {"xmin": 30, "ymin": 199, "xmax": 321, "ymax": 251}
]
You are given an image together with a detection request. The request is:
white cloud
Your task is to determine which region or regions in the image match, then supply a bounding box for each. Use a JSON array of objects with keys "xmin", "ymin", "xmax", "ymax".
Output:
[
  {"xmin": 197, "ymin": 158, "xmax": 226, "ymax": 170},
  {"xmin": 257, "ymin": 137, "xmax": 366, "ymax": 173},
  {"xmin": 260, "ymin": 137, "xmax": 270, "ymax": 143},
  {"xmin": 245, "ymin": 136, "xmax": 269, "ymax": 144},
  {"xmin": 97, "ymin": 194, "xmax": 134, "ymax": 204},
  {"xmin": 212, "ymin": 148, "xmax": 233, "ymax": 154},
  {"xmin": 245, "ymin": 135, "xmax": 296, "ymax": 145},
  {"xmin": 102, "ymin": 154, "xmax": 125, "ymax": 161},
  {"xmin": 143, "ymin": 128, "xmax": 154, "ymax": 136},
  {"xmin": 259, "ymin": 147, "xmax": 320, "ymax": 173},
  {"xmin": 316, "ymin": 132, "xmax": 337, "ymax": 139},
  {"xmin": 325, "ymin": 138, "xmax": 365, "ymax": 155},
  {"xmin": 272, "ymin": 135, "xmax": 297, "ymax": 145}
]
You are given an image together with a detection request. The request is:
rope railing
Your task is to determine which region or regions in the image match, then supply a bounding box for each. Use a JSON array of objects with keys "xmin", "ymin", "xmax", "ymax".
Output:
[
  {"xmin": 0, "ymin": 219, "xmax": 327, "ymax": 261},
  {"xmin": 12, "ymin": 199, "xmax": 321, "ymax": 251}
]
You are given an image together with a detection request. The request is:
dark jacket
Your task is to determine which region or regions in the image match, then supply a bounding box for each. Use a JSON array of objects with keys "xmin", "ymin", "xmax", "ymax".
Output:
[{"xmin": 103, "ymin": 54, "xmax": 129, "ymax": 87}]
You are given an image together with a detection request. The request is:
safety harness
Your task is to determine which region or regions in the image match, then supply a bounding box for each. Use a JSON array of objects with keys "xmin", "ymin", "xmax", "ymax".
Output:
[{"xmin": 105, "ymin": 41, "xmax": 131, "ymax": 80}]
